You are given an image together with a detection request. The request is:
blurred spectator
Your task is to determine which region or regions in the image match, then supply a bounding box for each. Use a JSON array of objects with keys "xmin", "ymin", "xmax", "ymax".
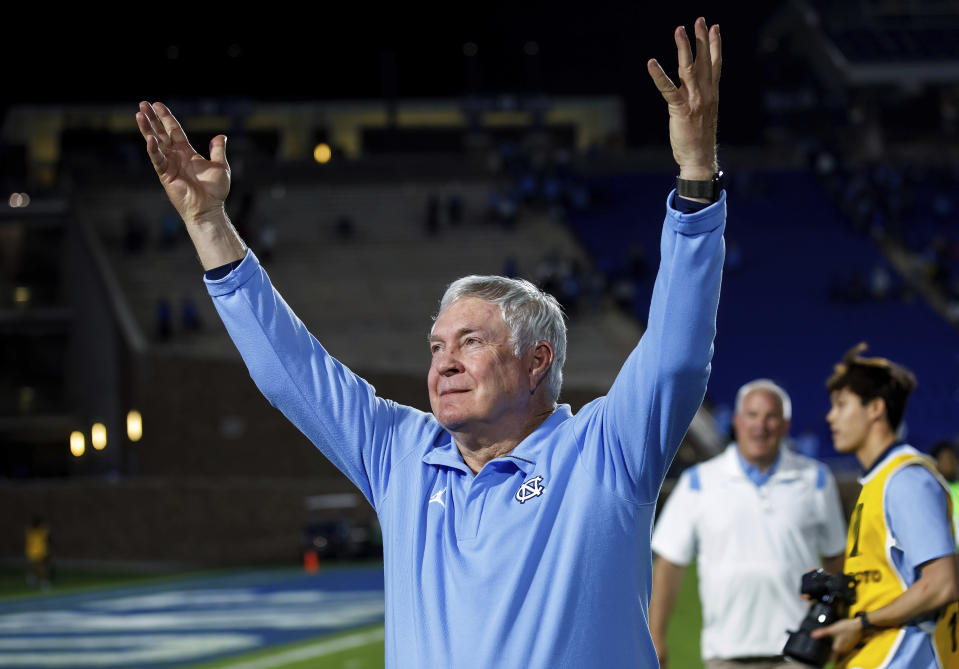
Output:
[
  {"xmin": 559, "ymin": 260, "xmax": 584, "ymax": 319},
  {"xmin": 930, "ymin": 440, "xmax": 959, "ymax": 545},
  {"xmin": 159, "ymin": 212, "xmax": 180, "ymax": 248},
  {"xmin": 496, "ymin": 195, "xmax": 518, "ymax": 230},
  {"xmin": 611, "ymin": 277, "xmax": 636, "ymax": 315},
  {"xmin": 535, "ymin": 250, "xmax": 562, "ymax": 292},
  {"xmin": 25, "ymin": 515, "xmax": 51, "ymax": 590},
  {"xmin": 181, "ymin": 297, "xmax": 201, "ymax": 333},
  {"xmin": 517, "ymin": 172, "xmax": 538, "ymax": 203},
  {"xmin": 870, "ymin": 264, "xmax": 892, "ymax": 301},
  {"xmin": 583, "ymin": 268, "xmax": 607, "ymax": 313},
  {"xmin": 650, "ymin": 380, "xmax": 846, "ymax": 667},
  {"xmin": 335, "ymin": 215, "xmax": 355, "ymax": 241},
  {"xmin": 258, "ymin": 221, "xmax": 276, "ymax": 262},
  {"xmin": 446, "ymin": 194, "xmax": 464, "ymax": 226},
  {"xmin": 932, "ymin": 440, "xmax": 958, "ymax": 483}
]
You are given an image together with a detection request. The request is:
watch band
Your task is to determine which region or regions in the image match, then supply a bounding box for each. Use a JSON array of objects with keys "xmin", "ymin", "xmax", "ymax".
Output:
[
  {"xmin": 855, "ymin": 610, "xmax": 873, "ymax": 630},
  {"xmin": 676, "ymin": 170, "xmax": 723, "ymax": 203}
]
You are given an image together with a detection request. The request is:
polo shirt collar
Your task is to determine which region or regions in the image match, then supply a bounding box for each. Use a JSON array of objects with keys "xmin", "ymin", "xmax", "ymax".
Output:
[
  {"xmin": 422, "ymin": 437, "xmax": 473, "ymax": 475},
  {"xmin": 735, "ymin": 447, "xmax": 781, "ymax": 487},
  {"xmin": 503, "ymin": 404, "xmax": 571, "ymax": 473},
  {"xmin": 724, "ymin": 443, "xmax": 793, "ymax": 487},
  {"xmin": 422, "ymin": 404, "xmax": 572, "ymax": 476}
]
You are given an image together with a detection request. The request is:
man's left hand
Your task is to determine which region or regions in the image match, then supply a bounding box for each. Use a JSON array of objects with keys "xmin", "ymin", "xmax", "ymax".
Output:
[
  {"xmin": 647, "ymin": 17, "xmax": 721, "ymax": 181},
  {"xmin": 810, "ymin": 617, "xmax": 863, "ymax": 662}
]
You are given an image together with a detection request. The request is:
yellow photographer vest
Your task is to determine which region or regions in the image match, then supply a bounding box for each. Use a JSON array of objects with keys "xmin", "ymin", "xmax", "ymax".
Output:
[{"xmin": 839, "ymin": 447, "xmax": 958, "ymax": 669}]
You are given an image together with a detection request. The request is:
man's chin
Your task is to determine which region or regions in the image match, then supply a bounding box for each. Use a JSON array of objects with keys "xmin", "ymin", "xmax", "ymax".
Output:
[
  {"xmin": 741, "ymin": 443, "xmax": 778, "ymax": 459},
  {"xmin": 434, "ymin": 411, "xmax": 469, "ymax": 432},
  {"xmin": 831, "ymin": 441, "xmax": 852, "ymax": 453}
]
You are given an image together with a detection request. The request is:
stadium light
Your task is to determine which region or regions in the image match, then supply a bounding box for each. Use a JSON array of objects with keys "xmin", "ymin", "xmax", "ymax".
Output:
[
  {"xmin": 70, "ymin": 431, "xmax": 85, "ymax": 457},
  {"xmin": 127, "ymin": 410, "xmax": 143, "ymax": 442},
  {"xmin": 92, "ymin": 423, "xmax": 107, "ymax": 450},
  {"xmin": 313, "ymin": 143, "xmax": 332, "ymax": 164},
  {"xmin": 13, "ymin": 286, "xmax": 29, "ymax": 309}
]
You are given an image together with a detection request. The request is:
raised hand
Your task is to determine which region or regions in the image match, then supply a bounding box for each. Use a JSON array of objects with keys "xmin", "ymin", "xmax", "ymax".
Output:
[
  {"xmin": 136, "ymin": 101, "xmax": 231, "ymax": 225},
  {"xmin": 648, "ymin": 17, "xmax": 721, "ymax": 181}
]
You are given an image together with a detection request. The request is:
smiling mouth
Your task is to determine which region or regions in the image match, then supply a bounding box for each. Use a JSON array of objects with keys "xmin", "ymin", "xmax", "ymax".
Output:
[{"xmin": 440, "ymin": 389, "xmax": 470, "ymax": 396}]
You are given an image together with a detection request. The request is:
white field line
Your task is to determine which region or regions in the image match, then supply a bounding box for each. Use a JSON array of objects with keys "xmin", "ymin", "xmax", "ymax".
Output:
[{"xmin": 218, "ymin": 627, "xmax": 385, "ymax": 669}]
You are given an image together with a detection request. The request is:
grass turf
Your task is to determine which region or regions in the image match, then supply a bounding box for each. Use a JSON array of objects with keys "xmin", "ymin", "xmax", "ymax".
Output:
[{"xmin": 186, "ymin": 625, "xmax": 386, "ymax": 669}]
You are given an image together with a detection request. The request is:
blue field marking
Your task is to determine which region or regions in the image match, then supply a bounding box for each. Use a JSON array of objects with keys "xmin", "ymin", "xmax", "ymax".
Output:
[{"xmin": 0, "ymin": 566, "xmax": 385, "ymax": 668}]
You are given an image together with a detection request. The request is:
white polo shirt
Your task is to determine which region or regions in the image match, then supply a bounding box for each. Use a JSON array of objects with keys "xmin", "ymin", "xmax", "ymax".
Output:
[{"xmin": 651, "ymin": 444, "xmax": 847, "ymax": 660}]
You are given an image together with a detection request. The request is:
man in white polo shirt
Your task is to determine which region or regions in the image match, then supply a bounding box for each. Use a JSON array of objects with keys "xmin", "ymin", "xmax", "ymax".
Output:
[{"xmin": 649, "ymin": 379, "xmax": 847, "ymax": 669}]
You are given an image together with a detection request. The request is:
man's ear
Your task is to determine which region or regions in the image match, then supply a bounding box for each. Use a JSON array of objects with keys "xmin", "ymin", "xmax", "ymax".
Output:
[
  {"xmin": 528, "ymin": 341, "xmax": 555, "ymax": 392},
  {"xmin": 866, "ymin": 397, "xmax": 887, "ymax": 424}
]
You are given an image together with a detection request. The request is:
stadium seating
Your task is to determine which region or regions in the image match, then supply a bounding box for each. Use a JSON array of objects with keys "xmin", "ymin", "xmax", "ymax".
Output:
[{"xmin": 568, "ymin": 170, "xmax": 959, "ymax": 460}]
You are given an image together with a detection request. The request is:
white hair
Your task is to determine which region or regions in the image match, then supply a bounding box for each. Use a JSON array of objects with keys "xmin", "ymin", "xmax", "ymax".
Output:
[
  {"xmin": 436, "ymin": 275, "xmax": 567, "ymax": 401},
  {"xmin": 734, "ymin": 379, "xmax": 792, "ymax": 421}
]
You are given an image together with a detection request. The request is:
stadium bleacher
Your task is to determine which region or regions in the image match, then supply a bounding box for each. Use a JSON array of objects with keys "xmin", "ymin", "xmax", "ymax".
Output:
[{"xmin": 569, "ymin": 170, "xmax": 959, "ymax": 461}]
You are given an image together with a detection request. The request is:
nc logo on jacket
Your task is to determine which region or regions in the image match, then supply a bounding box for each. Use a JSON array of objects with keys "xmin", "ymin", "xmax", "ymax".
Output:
[{"xmin": 515, "ymin": 476, "xmax": 545, "ymax": 504}]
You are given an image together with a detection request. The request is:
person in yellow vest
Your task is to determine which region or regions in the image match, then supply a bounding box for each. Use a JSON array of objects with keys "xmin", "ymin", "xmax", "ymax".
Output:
[
  {"xmin": 810, "ymin": 343, "xmax": 959, "ymax": 668},
  {"xmin": 24, "ymin": 515, "xmax": 51, "ymax": 590},
  {"xmin": 931, "ymin": 440, "xmax": 959, "ymax": 545}
]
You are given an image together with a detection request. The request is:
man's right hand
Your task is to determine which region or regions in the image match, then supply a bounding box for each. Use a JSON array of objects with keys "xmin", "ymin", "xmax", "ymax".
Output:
[
  {"xmin": 647, "ymin": 17, "xmax": 721, "ymax": 184},
  {"xmin": 136, "ymin": 101, "xmax": 247, "ymax": 270},
  {"xmin": 136, "ymin": 101, "xmax": 231, "ymax": 227}
]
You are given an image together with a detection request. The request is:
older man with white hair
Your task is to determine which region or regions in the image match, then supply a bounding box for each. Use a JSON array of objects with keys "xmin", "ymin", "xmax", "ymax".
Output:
[
  {"xmin": 650, "ymin": 379, "xmax": 848, "ymax": 669},
  {"xmin": 137, "ymin": 16, "xmax": 724, "ymax": 668}
]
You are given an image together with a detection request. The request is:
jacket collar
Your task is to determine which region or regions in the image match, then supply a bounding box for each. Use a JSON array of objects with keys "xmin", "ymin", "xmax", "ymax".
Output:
[{"xmin": 422, "ymin": 404, "xmax": 572, "ymax": 475}]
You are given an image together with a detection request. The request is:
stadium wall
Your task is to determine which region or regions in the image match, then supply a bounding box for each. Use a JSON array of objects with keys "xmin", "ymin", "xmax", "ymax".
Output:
[{"xmin": 1, "ymin": 354, "xmax": 607, "ymax": 565}]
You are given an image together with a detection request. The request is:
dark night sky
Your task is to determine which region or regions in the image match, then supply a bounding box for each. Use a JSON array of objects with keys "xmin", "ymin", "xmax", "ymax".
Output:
[{"xmin": 5, "ymin": 4, "xmax": 779, "ymax": 144}]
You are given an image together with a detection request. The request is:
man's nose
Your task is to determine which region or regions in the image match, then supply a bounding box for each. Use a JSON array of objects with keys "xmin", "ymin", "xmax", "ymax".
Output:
[{"xmin": 435, "ymin": 350, "xmax": 463, "ymax": 376}]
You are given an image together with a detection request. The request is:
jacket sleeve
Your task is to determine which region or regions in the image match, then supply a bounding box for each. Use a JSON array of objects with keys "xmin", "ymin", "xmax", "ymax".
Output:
[
  {"xmin": 204, "ymin": 250, "xmax": 436, "ymax": 509},
  {"xmin": 574, "ymin": 190, "xmax": 725, "ymax": 504}
]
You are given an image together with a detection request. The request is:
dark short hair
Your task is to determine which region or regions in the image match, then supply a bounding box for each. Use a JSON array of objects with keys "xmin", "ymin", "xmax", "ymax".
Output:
[
  {"xmin": 826, "ymin": 342, "xmax": 917, "ymax": 431},
  {"xmin": 931, "ymin": 440, "xmax": 957, "ymax": 460}
]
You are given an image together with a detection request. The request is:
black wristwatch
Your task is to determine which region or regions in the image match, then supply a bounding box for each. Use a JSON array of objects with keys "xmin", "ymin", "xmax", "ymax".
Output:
[
  {"xmin": 676, "ymin": 170, "xmax": 724, "ymax": 203},
  {"xmin": 855, "ymin": 611, "xmax": 873, "ymax": 631}
]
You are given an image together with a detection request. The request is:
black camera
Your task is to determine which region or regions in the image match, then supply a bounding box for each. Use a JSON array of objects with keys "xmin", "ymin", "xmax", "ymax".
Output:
[{"xmin": 782, "ymin": 569, "xmax": 857, "ymax": 667}]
